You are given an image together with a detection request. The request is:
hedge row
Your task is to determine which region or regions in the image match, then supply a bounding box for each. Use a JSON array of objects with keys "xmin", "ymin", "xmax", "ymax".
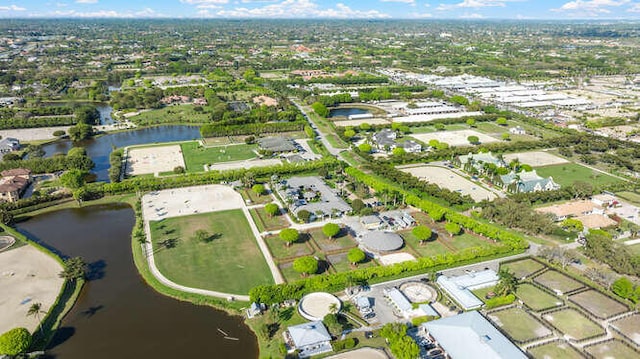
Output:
[{"xmin": 200, "ymin": 121, "xmax": 305, "ymax": 137}]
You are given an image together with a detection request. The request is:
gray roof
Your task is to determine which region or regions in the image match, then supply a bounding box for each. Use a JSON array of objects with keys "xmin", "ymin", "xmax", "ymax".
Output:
[
  {"xmin": 258, "ymin": 136, "xmax": 296, "ymax": 152},
  {"xmin": 288, "ymin": 321, "xmax": 332, "ymax": 348},
  {"xmin": 424, "ymin": 311, "xmax": 527, "ymax": 359},
  {"xmin": 362, "ymin": 231, "xmax": 403, "ymax": 252},
  {"xmin": 360, "ymin": 215, "xmax": 382, "ymax": 225},
  {"xmin": 436, "ymin": 269, "xmax": 498, "ymax": 310},
  {"xmin": 284, "ymin": 176, "xmax": 351, "ymax": 216},
  {"xmin": 500, "ymin": 170, "xmax": 560, "ymax": 193},
  {"xmin": 385, "ymin": 287, "xmax": 412, "ymax": 312}
]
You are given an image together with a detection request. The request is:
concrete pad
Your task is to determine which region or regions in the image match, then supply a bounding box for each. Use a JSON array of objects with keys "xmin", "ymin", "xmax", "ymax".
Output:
[
  {"xmin": 503, "ymin": 151, "xmax": 569, "ymax": 167},
  {"xmin": 127, "ymin": 145, "xmax": 185, "ymax": 176},
  {"xmin": 411, "ymin": 130, "xmax": 498, "ymax": 147},
  {"xmin": 207, "ymin": 158, "xmax": 282, "ymax": 172},
  {"xmin": 0, "ymin": 126, "xmax": 72, "ymax": 142},
  {"xmin": 401, "ymin": 165, "xmax": 497, "ymax": 202},
  {"xmin": 326, "ymin": 348, "xmax": 389, "ymax": 359},
  {"xmin": 379, "ymin": 252, "xmax": 416, "ymax": 266},
  {"xmin": 141, "ymin": 184, "xmax": 245, "ymax": 221},
  {"xmin": 0, "ymin": 245, "xmax": 64, "ymax": 334}
]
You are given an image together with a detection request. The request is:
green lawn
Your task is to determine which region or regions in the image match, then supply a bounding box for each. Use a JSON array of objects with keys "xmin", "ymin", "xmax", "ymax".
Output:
[
  {"xmin": 488, "ymin": 308, "xmax": 552, "ymax": 343},
  {"xmin": 130, "ymin": 104, "xmax": 211, "ymax": 125},
  {"xmin": 516, "ymin": 283, "xmax": 564, "ymax": 311},
  {"xmin": 180, "ymin": 142, "xmax": 257, "ymax": 172},
  {"xmin": 536, "ymin": 163, "xmax": 623, "ymax": 187},
  {"xmin": 528, "ymin": 341, "xmax": 585, "ymax": 359},
  {"xmin": 327, "ymin": 252, "xmax": 377, "ymax": 273},
  {"xmin": 586, "ymin": 340, "xmax": 640, "ymax": 359},
  {"xmin": 534, "ymin": 270, "xmax": 585, "ymax": 294},
  {"xmin": 569, "ymin": 290, "xmax": 628, "ymax": 319},
  {"xmin": 501, "ymin": 259, "xmax": 546, "ymax": 279},
  {"xmin": 542, "ymin": 308, "xmax": 605, "ymax": 340},
  {"xmin": 401, "ymin": 230, "xmax": 452, "ymax": 257},
  {"xmin": 616, "ymin": 191, "xmax": 640, "ymax": 206},
  {"xmin": 627, "ymin": 243, "xmax": 640, "ymax": 256},
  {"xmin": 264, "ymin": 233, "xmax": 314, "ymax": 260},
  {"xmin": 249, "ymin": 207, "xmax": 289, "ymax": 233},
  {"xmin": 309, "ymin": 228, "xmax": 357, "ymax": 252},
  {"xmin": 150, "ymin": 209, "xmax": 273, "ymax": 294},
  {"xmin": 240, "ymin": 188, "xmax": 274, "ymax": 205},
  {"xmin": 444, "ymin": 233, "xmax": 493, "ymax": 251}
]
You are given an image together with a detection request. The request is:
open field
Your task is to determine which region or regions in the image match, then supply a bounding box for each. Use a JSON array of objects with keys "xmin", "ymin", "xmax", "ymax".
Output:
[
  {"xmin": 308, "ymin": 227, "xmax": 356, "ymax": 252},
  {"xmin": 616, "ymin": 191, "xmax": 640, "ymax": 206},
  {"xmin": 528, "ymin": 340, "xmax": 585, "ymax": 359},
  {"xmin": 611, "ymin": 314, "xmax": 640, "ymax": 346},
  {"xmin": 542, "ymin": 308, "xmax": 605, "ymax": 341},
  {"xmin": 488, "ymin": 307, "xmax": 552, "ymax": 343},
  {"xmin": 150, "ymin": 210, "xmax": 273, "ymax": 294},
  {"xmin": 400, "ymin": 165, "xmax": 497, "ymax": 202},
  {"xmin": 129, "ymin": 104, "xmax": 211, "ymax": 125},
  {"xmin": 568, "ymin": 290, "xmax": 628, "ymax": 319},
  {"xmin": 501, "ymin": 258, "xmax": 546, "ymax": 279},
  {"xmin": 535, "ymin": 163, "xmax": 623, "ymax": 187},
  {"xmin": 503, "ymin": 151, "xmax": 569, "ymax": 167},
  {"xmin": 265, "ymin": 233, "xmax": 313, "ymax": 260},
  {"xmin": 181, "ymin": 142, "xmax": 257, "ymax": 172},
  {"xmin": 534, "ymin": 270, "xmax": 585, "ymax": 294},
  {"xmin": 516, "ymin": 283, "xmax": 563, "ymax": 311},
  {"xmin": 0, "ymin": 245, "xmax": 65, "ymax": 334},
  {"xmin": 585, "ymin": 339, "xmax": 640, "ymax": 359},
  {"xmin": 400, "ymin": 230, "xmax": 451, "ymax": 257},
  {"xmin": 445, "ymin": 232, "xmax": 493, "ymax": 250},
  {"xmin": 410, "ymin": 129, "xmax": 498, "ymax": 147},
  {"xmin": 249, "ymin": 207, "xmax": 289, "ymax": 233},
  {"xmin": 239, "ymin": 188, "xmax": 273, "ymax": 205},
  {"xmin": 126, "ymin": 144, "xmax": 185, "ymax": 176},
  {"xmin": 628, "ymin": 243, "xmax": 640, "ymax": 256},
  {"xmin": 328, "ymin": 252, "xmax": 377, "ymax": 273}
]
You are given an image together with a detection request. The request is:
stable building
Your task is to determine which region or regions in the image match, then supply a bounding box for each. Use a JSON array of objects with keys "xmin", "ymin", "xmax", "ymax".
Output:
[
  {"xmin": 423, "ymin": 311, "xmax": 527, "ymax": 359},
  {"xmin": 284, "ymin": 321, "xmax": 332, "ymax": 358},
  {"xmin": 436, "ymin": 269, "xmax": 498, "ymax": 311}
]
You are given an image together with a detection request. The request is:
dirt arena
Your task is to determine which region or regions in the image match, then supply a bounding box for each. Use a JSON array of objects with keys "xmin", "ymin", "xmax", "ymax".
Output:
[
  {"xmin": 142, "ymin": 184, "xmax": 245, "ymax": 221},
  {"xmin": 0, "ymin": 245, "xmax": 64, "ymax": 334},
  {"xmin": 401, "ymin": 165, "xmax": 498, "ymax": 202},
  {"xmin": 207, "ymin": 158, "xmax": 282, "ymax": 172},
  {"xmin": 126, "ymin": 145, "xmax": 186, "ymax": 176},
  {"xmin": 326, "ymin": 348, "xmax": 389, "ymax": 359},
  {"xmin": 503, "ymin": 151, "xmax": 569, "ymax": 167},
  {"xmin": 410, "ymin": 130, "xmax": 498, "ymax": 147}
]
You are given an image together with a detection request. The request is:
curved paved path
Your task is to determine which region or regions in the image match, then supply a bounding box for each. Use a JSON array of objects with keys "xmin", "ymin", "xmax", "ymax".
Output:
[{"xmin": 140, "ymin": 184, "xmax": 284, "ymax": 302}]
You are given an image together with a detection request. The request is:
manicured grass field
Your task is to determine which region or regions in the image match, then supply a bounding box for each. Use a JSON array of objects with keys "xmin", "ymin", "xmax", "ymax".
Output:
[
  {"xmin": 240, "ymin": 188, "xmax": 273, "ymax": 205},
  {"xmin": 309, "ymin": 228, "xmax": 356, "ymax": 252},
  {"xmin": 534, "ymin": 270, "xmax": 585, "ymax": 294},
  {"xmin": 265, "ymin": 233, "xmax": 313, "ymax": 260},
  {"xmin": 489, "ymin": 307, "xmax": 552, "ymax": 343},
  {"xmin": 401, "ymin": 231, "xmax": 451, "ymax": 257},
  {"xmin": 327, "ymin": 252, "xmax": 377, "ymax": 273},
  {"xmin": 180, "ymin": 142, "xmax": 257, "ymax": 172},
  {"xmin": 516, "ymin": 283, "xmax": 563, "ymax": 311},
  {"xmin": 528, "ymin": 341, "xmax": 585, "ymax": 359},
  {"xmin": 445, "ymin": 232, "xmax": 493, "ymax": 251},
  {"xmin": 536, "ymin": 163, "xmax": 623, "ymax": 187},
  {"xmin": 130, "ymin": 104, "xmax": 211, "ymax": 125},
  {"xmin": 542, "ymin": 308, "xmax": 605, "ymax": 341},
  {"xmin": 278, "ymin": 255, "xmax": 330, "ymax": 282},
  {"xmin": 611, "ymin": 314, "xmax": 640, "ymax": 346},
  {"xmin": 627, "ymin": 243, "xmax": 640, "ymax": 256},
  {"xmin": 150, "ymin": 210, "xmax": 273, "ymax": 294},
  {"xmin": 502, "ymin": 258, "xmax": 546, "ymax": 279},
  {"xmin": 569, "ymin": 290, "xmax": 628, "ymax": 319},
  {"xmin": 249, "ymin": 207, "xmax": 289, "ymax": 232},
  {"xmin": 616, "ymin": 191, "xmax": 640, "ymax": 206},
  {"xmin": 586, "ymin": 339, "xmax": 640, "ymax": 359}
]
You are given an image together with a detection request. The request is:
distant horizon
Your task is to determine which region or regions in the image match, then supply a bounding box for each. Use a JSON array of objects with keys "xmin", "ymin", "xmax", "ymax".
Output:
[{"xmin": 2, "ymin": 0, "xmax": 640, "ymax": 20}]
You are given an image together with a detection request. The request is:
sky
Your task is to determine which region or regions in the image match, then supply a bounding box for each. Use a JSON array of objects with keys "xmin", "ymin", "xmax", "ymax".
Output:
[{"xmin": 2, "ymin": 0, "xmax": 640, "ymax": 20}]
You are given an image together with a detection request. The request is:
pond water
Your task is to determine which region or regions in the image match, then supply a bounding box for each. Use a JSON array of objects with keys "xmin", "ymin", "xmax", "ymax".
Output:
[
  {"xmin": 16, "ymin": 204, "xmax": 258, "ymax": 359},
  {"xmin": 327, "ymin": 107, "xmax": 371, "ymax": 118},
  {"xmin": 96, "ymin": 105, "xmax": 115, "ymax": 126},
  {"xmin": 41, "ymin": 126, "xmax": 201, "ymax": 182}
]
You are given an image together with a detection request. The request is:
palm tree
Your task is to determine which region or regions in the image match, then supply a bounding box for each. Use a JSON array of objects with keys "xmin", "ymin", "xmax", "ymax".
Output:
[
  {"xmin": 328, "ymin": 303, "xmax": 339, "ymax": 315},
  {"xmin": 27, "ymin": 302, "xmax": 46, "ymax": 335}
]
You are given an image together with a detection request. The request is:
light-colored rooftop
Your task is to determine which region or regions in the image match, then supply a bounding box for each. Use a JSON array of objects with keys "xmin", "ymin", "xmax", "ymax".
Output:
[
  {"xmin": 361, "ymin": 231, "xmax": 404, "ymax": 252},
  {"xmin": 436, "ymin": 269, "xmax": 498, "ymax": 310}
]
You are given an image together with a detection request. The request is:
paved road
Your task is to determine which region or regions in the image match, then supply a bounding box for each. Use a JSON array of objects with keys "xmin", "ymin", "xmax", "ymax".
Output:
[{"xmin": 290, "ymin": 98, "xmax": 347, "ymax": 161}]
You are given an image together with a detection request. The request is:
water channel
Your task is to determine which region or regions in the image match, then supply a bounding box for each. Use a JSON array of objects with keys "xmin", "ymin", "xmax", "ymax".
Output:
[
  {"xmin": 41, "ymin": 126, "xmax": 201, "ymax": 182},
  {"xmin": 16, "ymin": 204, "xmax": 258, "ymax": 359}
]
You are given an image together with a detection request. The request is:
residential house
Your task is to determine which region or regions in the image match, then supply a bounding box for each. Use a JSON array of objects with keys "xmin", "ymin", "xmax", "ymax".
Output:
[
  {"xmin": 499, "ymin": 170, "xmax": 560, "ymax": 193},
  {"xmin": 0, "ymin": 168, "xmax": 32, "ymax": 203},
  {"xmin": 284, "ymin": 321, "xmax": 332, "ymax": 358},
  {"xmin": 400, "ymin": 140, "xmax": 422, "ymax": 153},
  {"xmin": 455, "ymin": 152, "xmax": 506, "ymax": 173},
  {"xmin": 0, "ymin": 138, "xmax": 20, "ymax": 153},
  {"xmin": 371, "ymin": 129, "xmax": 397, "ymax": 151}
]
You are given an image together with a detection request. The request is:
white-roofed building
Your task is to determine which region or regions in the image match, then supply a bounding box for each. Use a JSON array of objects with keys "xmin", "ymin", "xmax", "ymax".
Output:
[
  {"xmin": 436, "ymin": 269, "xmax": 499, "ymax": 310},
  {"xmin": 285, "ymin": 321, "xmax": 333, "ymax": 358},
  {"xmin": 423, "ymin": 311, "xmax": 527, "ymax": 359}
]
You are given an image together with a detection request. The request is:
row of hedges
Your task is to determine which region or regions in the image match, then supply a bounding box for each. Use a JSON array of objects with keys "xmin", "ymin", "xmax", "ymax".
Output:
[
  {"xmin": 0, "ymin": 116, "xmax": 76, "ymax": 130},
  {"xmin": 109, "ymin": 149, "xmax": 124, "ymax": 183},
  {"xmin": 0, "ymin": 154, "xmax": 94, "ymax": 174}
]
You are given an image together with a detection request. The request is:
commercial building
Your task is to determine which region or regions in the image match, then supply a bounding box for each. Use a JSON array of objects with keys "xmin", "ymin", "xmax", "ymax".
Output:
[{"xmin": 436, "ymin": 269, "xmax": 498, "ymax": 311}]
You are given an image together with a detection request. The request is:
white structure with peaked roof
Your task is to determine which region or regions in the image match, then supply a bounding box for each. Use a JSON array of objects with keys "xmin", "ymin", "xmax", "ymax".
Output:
[
  {"xmin": 437, "ymin": 269, "xmax": 498, "ymax": 310},
  {"xmin": 285, "ymin": 321, "xmax": 333, "ymax": 358},
  {"xmin": 423, "ymin": 311, "xmax": 527, "ymax": 359}
]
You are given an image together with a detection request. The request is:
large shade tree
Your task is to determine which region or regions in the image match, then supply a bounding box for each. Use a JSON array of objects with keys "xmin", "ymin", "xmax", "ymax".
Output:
[
  {"xmin": 0, "ymin": 328, "xmax": 32, "ymax": 356},
  {"xmin": 279, "ymin": 228, "xmax": 299, "ymax": 247},
  {"xmin": 292, "ymin": 256, "xmax": 318, "ymax": 276},
  {"xmin": 412, "ymin": 225, "xmax": 432, "ymax": 244},
  {"xmin": 347, "ymin": 248, "xmax": 366, "ymax": 265},
  {"xmin": 322, "ymin": 223, "xmax": 341, "ymax": 240}
]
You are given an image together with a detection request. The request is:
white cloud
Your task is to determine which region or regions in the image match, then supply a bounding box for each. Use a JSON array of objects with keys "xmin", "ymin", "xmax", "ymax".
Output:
[
  {"xmin": 437, "ymin": 0, "xmax": 521, "ymax": 11},
  {"xmin": 76, "ymin": 0, "xmax": 98, "ymax": 3},
  {"xmin": 411, "ymin": 12, "xmax": 433, "ymax": 18},
  {"xmin": 380, "ymin": 0, "xmax": 415, "ymax": 4},
  {"xmin": 0, "ymin": 5, "xmax": 26, "ymax": 11},
  {"xmin": 213, "ymin": 0, "xmax": 389, "ymax": 18},
  {"xmin": 44, "ymin": 7, "xmax": 163, "ymax": 18},
  {"xmin": 197, "ymin": 4, "xmax": 222, "ymax": 9},
  {"xmin": 180, "ymin": 0, "xmax": 228, "ymax": 4},
  {"xmin": 460, "ymin": 12, "xmax": 485, "ymax": 18},
  {"xmin": 553, "ymin": 0, "xmax": 630, "ymax": 14},
  {"xmin": 629, "ymin": 3, "xmax": 640, "ymax": 12}
]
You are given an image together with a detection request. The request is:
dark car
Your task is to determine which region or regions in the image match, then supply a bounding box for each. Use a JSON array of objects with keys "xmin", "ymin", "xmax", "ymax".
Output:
[{"xmin": 364, "ymin": 331, "xmax": 374, "ymax": 339}]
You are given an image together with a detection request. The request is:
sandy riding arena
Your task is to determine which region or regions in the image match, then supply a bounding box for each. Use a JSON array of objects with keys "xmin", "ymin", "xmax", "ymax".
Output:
[
  {"xmin": 126, "ymin": 145, "xmax": 186, "ymax": 176},
  {"xmin": 503, "ymin": 151, "xmax": 569, "ymax": 167},
  {"xmin": 142, "ymin": 184, "xmax": 245, "ymax": 221},
  {"xmin": 0, "ymin": 245, "xmax": 64, "ymax": 334},
  {"xmin": 401, "ymin": 165, "xmax": 498, "ymax": 202}
]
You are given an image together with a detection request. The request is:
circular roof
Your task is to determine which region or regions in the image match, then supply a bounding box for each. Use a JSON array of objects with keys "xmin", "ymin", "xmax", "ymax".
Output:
[
  {"xmin": 362, "ymin": 231, "xmax": 404, "ymax": 252},
  {"xmin": 298, "ymin": 292, "xmax": 342, "ymax": 321}
]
